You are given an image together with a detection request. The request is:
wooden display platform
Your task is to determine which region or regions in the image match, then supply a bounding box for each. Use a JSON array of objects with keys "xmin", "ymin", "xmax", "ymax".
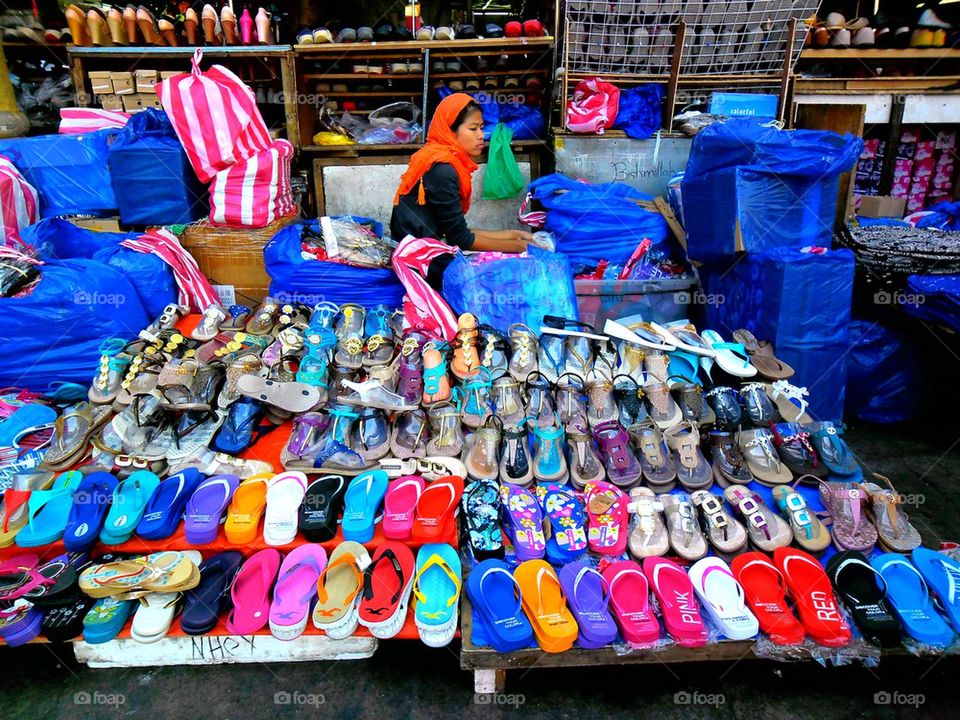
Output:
[{"xmin": 801, "ymin": 48, "xmax": 960, "ymax": 61}]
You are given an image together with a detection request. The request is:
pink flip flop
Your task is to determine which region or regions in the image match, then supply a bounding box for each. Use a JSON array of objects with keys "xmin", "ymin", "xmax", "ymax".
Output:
[
  {"xmin": 602, "ymin": 559, "xmax": 661, "ymax": 647},
  {"xmin": 269, "ymin": 544, "xmax": 327, "ymax": 641},
  {"xmin": 382, "ymin": 476, "xmax": 426, "ymax": 540},
  {"xmin": 642, "ymin": 556, "xmax": 707, "ymax": 647},
  {"xmin": 226, "ymin": 548, "xmax": 282, "ymax": 634},
  {"xmin": 0, "ymin": 554, "xmax": 51, "ymax": 601},
  {"xmin": 583, "ymin": 481, "xmax": 628, "ymax": 556}
]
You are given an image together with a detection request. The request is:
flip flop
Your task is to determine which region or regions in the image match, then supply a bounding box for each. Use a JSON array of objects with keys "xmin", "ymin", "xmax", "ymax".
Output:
[
  {"xmin": 412, "ymin": 475, "xmax": 463, "ymax": 543},
  {"xmin": 130, "ymin": 592, "xmax": 181, "ymax": 643},
  {"xmin": 462, "ymin": 478, "xmax": 503, "ymax": 560},
  {"xmin": 263, "ymin": 471, "xmax": 308, "ymax": 546},
  {"xmin": 21, "ymin": 554, "xmax": 80, "ymax": 606},
  {"xmin": 656, "ymin": 321, "xmax": 717, "ymax": 357},
  {"xmin": 731, "ymin": 552, "xmax": 806, "ymax": 645},
  {"xmin": 299, "ymin": 475, "xmax": 347, "ymax": 543},
  {"xmin": 872, "ymin": 553, "xmax": 956, "ymax": 649},
  {"xmin": 500, "ymin": 484, "xmax": 546, "ymax": 561},
  {"xmin": 224, "ymin": 473, "xmax": 270, "ymax": 545},
  {"xmin": 99, "ymin": 470, "xmax": 161, "ymax": 545},
  {"xmin": 358, "ymin": 541, "xmax": 416, "ymax": 639},
  {"xmin": 861, "ymin": 477, "xmax": 923, "ymax": 553},
  {"xmin": 83, "ymin": 597, "xmax": 136, "ymax": 644},
  {"xmin": 826, "ymin": 550, "xmax": 901, "ymax": 648},
  {"xmin": 732, "ymin": 329, "xmax": 795, "ymax": 379},
  {"xmin": 807, "ymin": 422, "xmax": 859, "ymax": 477},
  {"xmin": 818, "ymin": 481, "xmax": 877, "ymax": 553},
  {"xmin": 382, "ymin": 476, "xmax": 425, "ymax": 540},
  {"xmin": 701, "ymin": 329, "xmax": 757, "ymax": 378},
  {"xmin": 774, "ymin": 547, "xmax": 852, "ymax": 647},
  {"xmin": 465, "ymin": 559, "xmax": 534, "ymax": 652},
  {"xmin": 661, "ymin": 494, "xmax": 709, "ymax": 561},
  {"xmin": 79, "ymin": 551, "xmax": 200, "ymax": 599},
  {"xmin": 270, "ymin": 543, "xmax": 328, "ymax": 640},
  {"xmin": 583, "ymin": 480, "xmax": 628, "ymax": 556},
  {"xmin": 412, "ymin": 543, "xmax": 462, "ymax": 648},
  {"xmin": 0, "ymin": 554, "xmax": 53, "ymax": 601},
  {"xmin": 688, "ymin": 556, "xmax": 759, "ymax": 641},
  {"xmin": 312, "ymin": 541, "xmax": 370, "ymax": 639},
  {"xmin": 603, "ymin": 318, "xmax": 675, "ymax": 351},
  {"xmin": 642, "ymin": 556, "xmax": 708, "ymax": 647},
  {"xmin": 558, "ymin": 561, "xmax": 618, "ymax": 648},
  {"xmin": 40, "ymin": 403, "xmax": 111, "ymax": 471},
  {"xmin": 911, "ymin": 547, "xmax": 960, "ymax": 635},
  {"xmin": 226, "ymin": 548, "xmax": 282, "ymax": 635},
  {"xmin": 691, "ymin": 490, "xmax": 748, "ymax": 555},
  {"xmin": 769, "ymin": 381, "xmax": 812, "ymax": 424},
  {"xmin": 1, "ymin": 472, "xmax": 55, "ymax": 548},
  {"xmin": 136, "ymin": 468, "xmax": 205, "ymax": 540},
  {"xmin": 514, "ymin": 559, "xmax": 579, "ymax": 653},
  {"xmin": 184, "ymin": 474, "xmax": 240, "ymax": 545},
  {"xmin": 0, "ymin": 403, "xmax": 56, "ymax": 447},
  {"xmin": 602, "ymin": 560, "xmax": 661, "ymax": 647},
  {"xmin": 627, "ymin": 487, "xmax": 670, "ymax": 559},
  {"xmin": 341, "ymin": 469, "xmax": 389, "ymax": 543},
  {"xmin": 536, "ymin": 482, "xmax": 588, "ymax": 564},
  {"xmin": 14, "ymin": 471, "xmax": 83, "ymax": 547},
  {"xmin": 772, "ymin": 485, "xmax": 831, "ymax": 555},
  {"xmin": 181, "ymin": 551, "xmax": 244, "ymax": 635},
  {"xmin": 724, "ymin": 486, "xmax": 793, "ymax": 553}
]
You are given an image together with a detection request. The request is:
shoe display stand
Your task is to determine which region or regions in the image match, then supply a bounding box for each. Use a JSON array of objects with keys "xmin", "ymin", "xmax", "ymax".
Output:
[{"xmin": 797, "ymin": 48, "xmax": 960, "ymax": 92}]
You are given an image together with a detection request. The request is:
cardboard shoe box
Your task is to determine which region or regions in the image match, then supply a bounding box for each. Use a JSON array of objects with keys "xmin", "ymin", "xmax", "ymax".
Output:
[
  {"xmin": 88, "ymin": 71, "xmax": 113, "ymax": 95},
  {"xmin": 857, "ymin": 195, "xmax": 906, "ymax": 218},
  {"xmin": 110, "ymin": 71, "xmax": 135, "ymax": 95},
  {"xmin": 135, "ymin": 69, "xmax": 159, "ymax": 94}
]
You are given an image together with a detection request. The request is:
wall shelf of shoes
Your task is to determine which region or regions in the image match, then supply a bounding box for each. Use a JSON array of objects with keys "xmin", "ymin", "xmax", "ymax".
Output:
[{"xmin": 294, "ymin": 37, "xmax": 554, "ymax": 155}]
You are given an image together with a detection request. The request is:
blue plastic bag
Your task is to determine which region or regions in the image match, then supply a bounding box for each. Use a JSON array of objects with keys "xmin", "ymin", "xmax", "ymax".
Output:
[
  {"xmin": 0, "ymin": 259, "xmax": 150, "ymax": 391},
  {"xmin": 846, "ymin": 321, "xmax": 919, "ymax": 424},
  {"xmin": 264, "ymin": 220, "xmax": 406, "ymax": 309},
  {"xmin": 22, "ymin": 218, "xmax": 177, "ymax": 319},
  {"xmin": 912, "ymin": 201, "xmax": 960, "ymax": 231},
  {"xmin": 904, "ymin": 273, "xmax": 960, "ymax": 333},
  {"xmin": 701, "ymin": 247, "xmax": 855, "ymax": 422},
  {"xmin": 527, "ymin": 173, "xmax": 676, "ymax": 274},
  {"xmin": 108, "ymin": 108, "xmax": 208, "ymax": 226},
  {"xmin": 681, "ymin": 119, "xmax": 863, "ymax": 263},
  {"xmin": 436, "ymin": 86, "xmax": 545, "ymax": 141},
  {"xmin": 442, "ymin": 246, "xmax": 578, "ymax": 333},
  {"xmin": 613, "ymin": 85, "xmax": 663, "ymax": 140},
  {"xmin": 0, "ymin": 130, "xmax": 117, "ymax": 217}
]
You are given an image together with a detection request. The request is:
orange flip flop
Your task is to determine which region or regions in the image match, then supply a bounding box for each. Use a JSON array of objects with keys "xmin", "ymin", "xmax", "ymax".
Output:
[
  {"xmin": 412, "ymin": 475, "xmax": 464, "ymax": 542},
  {"xmin": 224, "ymin": 473, "xmax": 270, "ymax": 544},
  {"xmin": 514, "ymin": 559, "xmax": 579, "ymax": 653}
]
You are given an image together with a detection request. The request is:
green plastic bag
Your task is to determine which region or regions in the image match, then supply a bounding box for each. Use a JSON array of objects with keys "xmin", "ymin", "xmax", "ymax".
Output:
[{"xmin": 483, "ymin": 123, "xmax": 525, "ymax": 200}]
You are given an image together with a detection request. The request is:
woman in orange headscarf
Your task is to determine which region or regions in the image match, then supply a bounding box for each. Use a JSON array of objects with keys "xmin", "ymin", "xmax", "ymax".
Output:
[{"xmin": 391, "ymin": 93, "xmax": 533, "ymax": 289}]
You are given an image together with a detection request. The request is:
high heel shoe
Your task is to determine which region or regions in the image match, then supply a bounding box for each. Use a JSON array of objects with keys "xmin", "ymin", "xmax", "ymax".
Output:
[
  {"xmin": 202, "ymin": 4, "xmax": 221, "ymax": 44},
  {"xmin": 256, "ymin": 8, "xmax": 272, "ymax": 44},
  {"xmin": 137, "ymin": 6, "xmax": 162, "ymax": 45},
  {"xmin": 159, "ymin": 16, "xmax": 179, "ymax": 46},
  {"xmin": 65, "ymin": 5, "xmax": 90, "ymax": 46},
  {"xmin": 221, "ymin": 5, "xmax": 238, "ymax": 45},
  {"xmin": 123, "ymin": 5, "xmax": 138, "ymax": 44},
  {"xmin": 107, "ymin": 8, "xmax": 126, "ymax": 44},
  {"xmin": 87, "ymin": 8, "xmax": 113, "ymax": 46},
  {"xmin": 184, "ymin": 8, "xmax": 199, "ymax": 45},
  {"xmin": 239, "ymin": 8, "xmax": 254, "ymax": 45}
]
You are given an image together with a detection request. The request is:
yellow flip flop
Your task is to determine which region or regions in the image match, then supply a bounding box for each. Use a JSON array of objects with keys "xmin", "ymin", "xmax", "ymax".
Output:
[{"xmin": 224, "ymin": 473, "xmax": 270, "ymax": 544}]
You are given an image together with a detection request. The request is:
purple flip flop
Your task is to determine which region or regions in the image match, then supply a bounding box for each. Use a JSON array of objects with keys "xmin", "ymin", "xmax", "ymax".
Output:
[
  {"xmin": 499, "ymin": 484, "xmax": 545, "ymax": 561},
  {"xmin": 558, "ymin": 561, "xmax": 619, "ymax": 648},
  {"xmin": 0, "ymin": 603, "xmax": 44, "ymax": 646},
  {"xmin": 184, "ymin": 474, "xmax": 240, "ymax": 545}
]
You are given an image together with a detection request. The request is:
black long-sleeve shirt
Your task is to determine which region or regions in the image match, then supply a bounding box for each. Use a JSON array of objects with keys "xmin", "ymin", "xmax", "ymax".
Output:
[{"xmin": 390, "ymin": 162, "xmax": 475, "ymax": 251}]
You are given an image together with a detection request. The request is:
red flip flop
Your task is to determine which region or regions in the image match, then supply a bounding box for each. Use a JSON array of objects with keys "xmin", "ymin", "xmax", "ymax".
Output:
[
  {"xmin": 411, "ymin": 475, "xmax": 463, "ymax": 542},
  {"xmin": 642, "ymin": 556, "xmax": 707, "ymax": 647},
  {"xmin": 731, "ymin": 551, "xmax": 805, "ymax": 645},
  {"xmin": 773, "ymin": 547, "xmax": 851, "ymax": 647},
  {"xmin": 358, "ymin": 541, "xmax": 416, "ymax": 639}
]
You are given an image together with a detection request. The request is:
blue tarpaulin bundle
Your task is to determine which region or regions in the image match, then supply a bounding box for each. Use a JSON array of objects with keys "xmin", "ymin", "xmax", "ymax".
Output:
[{"xmin": 846, "ymin": 321, "xmax": 919, "ymax": 424}]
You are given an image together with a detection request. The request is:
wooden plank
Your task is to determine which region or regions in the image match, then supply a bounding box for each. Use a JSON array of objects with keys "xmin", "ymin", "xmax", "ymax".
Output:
[
  {"xmin": 665, "ymin": 20, "xmax": 686, "ymax": 131},
  {"xmin": 69, "ymin": 55, "xmax": 89, "ymax": 107},
  {"xmin": 778, "ymin": 19, "xmax": 797, "ymax": 124},
  {"xmin": 279, "ymin": 51, "xmax": 299, "ymax": 147},
  {"xmin": 880, "ymin": 97, "xmax": 906, "ymax": 196},
  {"xmin": 68, "ymin": 45, "xmax": 291, "ymax": 58},
  {"xmin": 801, "ymin": 48, "xmax": 960, "ymax": 60},
  {"xmin": 654, "ymin": 196, "xmax": 688, "ymax": 253},
  {"xmin": 295, "ymin": 37, "xmax": 554, "ymax": 54}
]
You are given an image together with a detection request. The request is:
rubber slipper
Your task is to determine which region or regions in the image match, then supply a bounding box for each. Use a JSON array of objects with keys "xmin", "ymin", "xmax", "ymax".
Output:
[
  {"xmin": 583, "ymin": 480, "xmax": 628, "ymax": 556},
  {"xmin": 136, "ymin": 468, "xmax": 205, "ymax": 540},
  {"xmin": 0, "ymin": 403, "xmax": 56, "ymax": 446},
  {"xmin": 341, "ymin": 469, "xmax": 389, "ymax": 543},
  {"xmin": 818, "ymin": 480, "xmax": 877, "ymax": 553},
  {"xmin": 558, "ymin": 561, "xmax": 618, "ymax": 648},
  {"xmin": 499, "ymin": 484, "xmax": 545, "ymax": 561},
  {"xmin": 872, "ymin": 553, "xmax": 956, "ymax": 648},
  {"xmin": 462, "ymin": 479, "xmax": 503, "ymax": 560},
  {"xmin": 724, "ymin": 485, "xmax": 793, "ymax": 553},
  {"xmin": 135, "ymin": 551, "xmax": 203, "ymax": 594},
  {"xmin": 731, "ymin": 552, "xmax": 804, "ymax": 645},
  {"xmin": 536, "ymin": 482, "xmax": 587, "ymax": 564},
  {"xmin": 79, "ymin": 551, "xmax": 199, "ymax": 599},
  {"xmin": 656, "ymin": 320, "xmax": 717, "ymax": 357},
  {"xmin": 226, "ymin": 548, "xmax": 281, "ymax": 635},
  {"xmin": 689, "ymin": 556, "xmax": 759, "ymax": 641},
  {"xmin": 21, "ymin": 553, "xmax": 80, "ymax": 607},
  {"xmin": 732, "ymin": 329, "xmax": 795, "ymax": 379},
  {"xmin": 515, "ymin": 559, "xmax": 579, "ymax": 653},
  {"xmin": 237, "ymin": 375, "xmax": 321, "ymax": 414},
  {"xmin": 911, "ymin": 547, "xmax": 960, "ymax": 634},
  {"xmin": 100, "ymin": 470, "xmax": 161, "ymax": 545},
  {"xmin": 270, "ymin": 543, "xmax": 328, "ymax": 641},
  {"xmin": 222, "ymin": 473, "xmax": 269, "ymax": 545},
  {"xmin": 62, "ymin": 472, "xmax": 118, "ymax": 552},
  {"xmin": 313, "ymin": 541, "xmax": 370, "ymax": 638},
  {"xmin": 130, "ymin": 592, "xmax": 181, "ymax": 643},
  {"xmin": 181, "ymin": 551, "xmax": 244, "ymax": 635},
  {"xmin": 603, "ymin": 560, "xmax": 661, "ymax": 647},
  {"xmin": 771, "ymin": 485, "xmax": 831, "ymax": 554},
  {"xmin": 383, "ymin": 475, "xmax": 425, "ymax": 540},
  {"xmin": 83, "ymin": 597, "xmax": 136, "ymax": 644},
  {"xmin": 0, "ymin": 555, "xmax": 52, "ymax": 601},
  {"xmin": 642, "ymin": 556, "xmax": 708, "ymax": 647},
  {"xmin": 0, "ymin": 602, "xmax": 44, "ymax": 646},
  {"xmin": 358, "ymin": 541, "xmax": 415, "ymax": 639},
  {"xmin": 774, "ymin": 547, "xmax": 851, "ymax": 647},
  {"xmin": 14, "ymin": 470, "xmax": 83, "ymax": 547},
  {"xmin": 263, "ymin": 471, "xmax": 307, "ymax": 546},
  {"xmin": 701, "ymin": 329, "xmax": 757, "ymax": 378},
  {"xmin": 412, "ymin": 474, "xmax": 463, "ymax": 542},
  {"xmin": 299, "ymin": 475, "xmax": 347, "ymax": 543},
  {"xmin": 465, "ymin": 558, "xmax": 534, "ymax": 651},
  {"xmin": 826, "ymin": 550, "xmax": 901, "ymax": 647},
  {"xmin": 412, "ymin": 543, "xmax": 462, "ymax": 648},
  {"xmin": 1, "ymin": 472, "xmax": 55, "ymax": 548},
  {"xmin": 212, "ymin": 397, "xmax": 266, "ymax": 455},
  {"xmin": 184, "ymin": 474, "xmax": 240, "ymax": 545}
]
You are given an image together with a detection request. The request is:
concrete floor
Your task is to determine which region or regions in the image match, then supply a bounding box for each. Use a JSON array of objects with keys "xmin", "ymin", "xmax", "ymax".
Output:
[{"xmin": 2, "ymin": 423, "xmax": 958, "ymax": 720}]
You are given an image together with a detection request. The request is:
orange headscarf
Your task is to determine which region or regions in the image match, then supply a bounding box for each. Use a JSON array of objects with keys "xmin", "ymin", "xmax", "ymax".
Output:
[{"xmin": 394, "ymin": 93, "xmax": 480, "ymax": 213}]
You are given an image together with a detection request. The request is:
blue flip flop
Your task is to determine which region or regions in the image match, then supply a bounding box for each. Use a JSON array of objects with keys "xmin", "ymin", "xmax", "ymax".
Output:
[
  {"xmin": 666, "ymin": 349, "xmax": 703, "ymax": 386},
  {"xmin": 911, "ymin": 547, "xmax": 960, "ymax": 634},
  {"xmin": 82, "ymin": 597, "xmax": 136, "ymax": 644},
  {"xmin": 63, "ymin": 472, "xmax": 119, "ymax": 551},
  {"xmin": 212, "ymin": 398, "xmax": 266, "ymax": 455},
  {"xmin": 15, "ymin": 471, "xmax": 84, "ymax": 547},
  {"xmin": 0, "ymin": 403, "xmax": 57, "ymax": 446},
  {"xmin": 136, "ymin": 468, "xmax": 205, "ymax": 540},
  {"xmin": 536, "ymin": 482, "xmax": 587, "ymax": 564},
  {"xmin": 100, "ymin": 470, "xmax": 162, "ymax": 545},
  {"xmin": 412, "ymin": 543, "xmax": 462, "ymax": 647},
  {"xmin": 341, "ymin": 469, "xmax": 389, "ymax": 543},
  {"xmin": 873, "ymin": 553, "xmax": 956, "ymax": 648},
  {"xmin": 181, "ymin": 551, "xmax": 245, "ymax": 635},
  {"xmin": 466, "ymin": 558, "xmax": 534, "ymax": 652}
]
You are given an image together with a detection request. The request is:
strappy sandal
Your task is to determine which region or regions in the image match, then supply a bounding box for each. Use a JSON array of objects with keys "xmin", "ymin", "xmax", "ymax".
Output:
[
  {"xmin": 807, "ymin": 421, "xmax": 859, "ymax": 477},
  {"xmin": 593, "ymin": 420, "xmax": 642, "ymax": 488},
  {"xmin": 770, "ymin": 422, "xmax": 826, "ymax": 478},
  {"xmin": 630, "ymin": 420, "xmax": 677, "ymax": 491},
  {"xmin": 262, "ymin": 326, "xmax": 305, "ymax": 368},
  {"xmin": 39, "ymin": 403, "xmax": 112, "ymax": 472},
  {"xmin": 691, "ymin": 490, "xmax": 748, "ymax": 555},
  {"xmin": 740, "ymin": 382, "xmax": 779, "ymax": 426},
  {"xmin": 456, "ymin": 366, "xmax": 493, "ymax": 429},
  {"xmin": 707, "ymin": 430, "xmax": 754, "ymax": 487},
  {"xmin": 737, "ymin": 428, "xmax": 793, "ymax": 485},
  {"xmin": 585, "ymin": 375, "xmax": 618, "ymax": 429},
  {"xmin": 160, "ymin": 362, "xmax": 224, "ymax": 412},
  {"xmin": 115, "ymin": 353, "xmax": 165, "ymax": 408},
  {"xmin": 616, "ymin": 341, "xmax": 646, "ymax": 386},
  {"xmin": 355, "ymin": 407, "xmax": 391, "ymax": 461},
  {"xmin": 191, "ymin": 304, "xmax": 227, "ymax": 342},
  {"xmin": 507, "ymin": 324, "xmax": 538, "ymax": 382},
  {"xmin": 724, "ymin": 485, "xmax": 793, "ymax": 553},
  {"xmin": 536, "ymin": 330, "xmax": 564, "ymax": 384},
  {"xmin": 671, "ymin": 380, "xmax": 715, "ymax": 426},
  {"xmin": 612, "ymin": 374, "xmax": 647, "ymax": 428},
  {"xmin": 566, "ymin": 424, "xmax": 605, "ymax": 489},
  {"xmin": 88, "ymin": 338, "xmax": 131, "ymax": 404},
  {"xmin": 664, "ymin": 422, "xmax": 713, "ymax": 491},
  {"xmin": 769, "ymin": 380, "xmax": 813, "ymax": 424},
  {"xmin": 425, "ymin": 402, "xmax": 464, "ymax": 457},
  {"xmin": 627, "ymin": 487, "xmax": 669, "ymax": 559},
  {"xmin": 389, "ymin": 409, "xmax": 430, "ymax": 460},
  {"xmin": 771, "ymin": 483, "xmax": 831, "ymax": 555},
  {"xmin": 245, "ymin": 298, "xmax": 281, "ymax": 336},
  {"xmin": 732, "ymin": 329, "xmax": 795, "ymax": 380},
  {"xmin": 705, "ymin": 386, "xmax": 743, "ymax": 430},
  {"xmin": 451, "ymin": 313, "xmax": 479, "ymax": 380},
  {"xmin": 532, "ymin": 419, "xmax": 567, "ymax": 483},
  {"xmin": 396, "ymin": 334, "xmax": 426, "ymax": 404},
  {"xmin": 218, "ymin": 355, "xmax": 263, "ymax": 409},
  {"xmin": 280, "ymin": 412, "xmax": 329, "ymax": 467},
  {"xmin": 466, "ymin": 415, "xmax": 502, "ymax": 481},
  {"xmin": 363, "ymin": 305, "xmax": 395, "ymax": 367},
  {"xmin": 334, "ymin": 303, "xmax": 366, "ymax": 370},
  {"xmin": 860, "ymin": 474, "xmax": 922, "ymax": 553},
  {"xmin": 643, "ymin": 350, "xmax": 670, "ymax": 382},
  {"xmin": 145, "ymin": 303, "xmax": 188, "ymax": 335},
  {"xmin": 422, "ymin": 344, "xmax": 451, "ymax": 407},
  {"xmin": 477, "ymin": 325, "xmax": 509, "ymax": 379},
  {"xmin": 492, "ymin": 376, "xmax": 525, "ymax": 428},
  {"xmin": 660, "ymin": 494, "xmax": 708, "ymax": 561},
  {"xmin": 555, "ymin": 372, "xmax": 586, "ymax": 427},
  {"xmin": 499, "ymin": 421, "xmax": 534, "ymax": 486},
  {"xmin": 642, "ymin": 379, "xmax": 682, "ymax": 429},
  {"xmin": 220, "ymin": 304, "xmax": 251, "ymax": 330},
  {"xmin": 524, "ymin": 372, "xmax": 556, "ymax": 429}
]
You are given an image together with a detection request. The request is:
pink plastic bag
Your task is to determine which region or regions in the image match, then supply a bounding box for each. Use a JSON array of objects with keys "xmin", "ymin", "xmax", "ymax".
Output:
[
  {"xmin": 0, "ymin": 157, "xmax": 38, "ymax": 244},
  {"xmin": 566, "ymin": 78, "xmax": 620, "ymax": 135}
]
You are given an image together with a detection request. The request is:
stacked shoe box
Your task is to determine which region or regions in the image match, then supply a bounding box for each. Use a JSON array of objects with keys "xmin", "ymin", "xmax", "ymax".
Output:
[
  {"xmin": 929, "ymin": 130, "xmax": 958, "ymax": 207},
  {"xmin": 854, "ymin": 138, "xmax": 885, "ymax": 196}
]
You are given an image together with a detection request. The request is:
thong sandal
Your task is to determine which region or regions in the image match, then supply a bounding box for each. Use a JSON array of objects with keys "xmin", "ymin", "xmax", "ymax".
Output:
[
  {"xmin": 771, "ymin": 483, "xmax": 831, "ymax": 554},
  {"xmin": 732, "ymin": 329, "xmax": 794, "ymax": 380},
  {"xmin": 664, "ymin": 422, "xmax": 712, "ymax": 491},
  {"xmin": 769, "ymin": 381, "xmax": 812, "ymax": 424},
  {"xmin": 40, "ymin": 403, "xmax": 112, "ymax": 471},
  {"xmin": 818, "ymin": 480, "xmax": 878, "ymax": 553},
  {"xmin": 860, "ymin": 475, "xmax": 922, "ymax": 553},
  {"xmin": 627, "ymin": 487, "xmax": 669, "ymax": 559}
]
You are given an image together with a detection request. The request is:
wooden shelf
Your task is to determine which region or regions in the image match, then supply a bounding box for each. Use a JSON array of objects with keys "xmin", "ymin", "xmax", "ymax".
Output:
[
  {"xmin": 432, "ymin": 68, "xmax": 548, "ymax": 79},
  {"xmin": 295, "ymin": 37, "xmax": 554, "ymax": 54},
  {"xmin": 795, "ymin": 76, "xmax": 960, "ymax": 92},
  {"xmin": 321, "ymin": 91, "xmax": 422, "ymax": 97},
  {"xmin": 303, "ymin": 139, "xmax": 546, "ymax": 153},
  {"xmin": 801, "ymin": 48, "xmax": 960, "ymax": 60},
  {"xmin": 1, "ymin": 41, "xmax": 68, "ymax": 50},
  {"xmin": 304, "ymin": 72, "xmax": 424, "ymax": 80},
  {"xmin": 68, "ymin": 44, "xmax": 291, "ymax": 58}
]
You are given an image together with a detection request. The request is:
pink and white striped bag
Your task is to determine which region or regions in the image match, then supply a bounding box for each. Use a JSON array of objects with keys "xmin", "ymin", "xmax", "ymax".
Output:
[
  {"xmin": 208, "ymin": 139, "xmax": 297, "ymax": 228},
  {"xmin": 565, "ymin": 77, "xmax": 620, "ymax": 135},
  {"xmin": 58, "ymin": 108, "xmax": 131, "ymax": 134},
  {"xmin": 0, "ymin": 157, "xmax": 39, "ymax": 244},
  {"xmin": 156, "ymin": 48, "xmax": 272, "ymax": 183}
]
